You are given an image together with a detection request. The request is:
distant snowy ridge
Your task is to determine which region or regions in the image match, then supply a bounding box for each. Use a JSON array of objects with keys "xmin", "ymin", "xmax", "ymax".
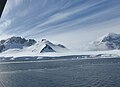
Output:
[
  {"xmin": 0, "ymin": 37, "xmax": 68, "ymax": 54},
  {"xmin": 88, "ymin": 33, "xmax": 120, "ymax": 51}
]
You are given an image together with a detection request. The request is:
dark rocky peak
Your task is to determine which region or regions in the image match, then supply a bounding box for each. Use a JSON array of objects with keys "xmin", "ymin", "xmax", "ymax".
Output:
[
  {"xmin": 102, "ymin": 33, "xmax": 120, "ymax": 42},
  {"xmin": 5, "ymin": 36, "xmax": 37, "ymax": 46}
]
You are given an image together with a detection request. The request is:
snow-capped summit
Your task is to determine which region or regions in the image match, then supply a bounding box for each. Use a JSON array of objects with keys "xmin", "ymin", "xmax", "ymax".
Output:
[
  {"xmin": 40, "ymin": 39, "xmax": 56, "ymax": 53},
  {"xmin": 28, "ymin": 39, "xmax": 68, "ymax": 53},
  {"xmin": 88, "ymin": 33, "xmax": 120, "ymax": 51},
  {"xmin": 0, "ymin": 36, "xmax": 36, "ymax": 52}
]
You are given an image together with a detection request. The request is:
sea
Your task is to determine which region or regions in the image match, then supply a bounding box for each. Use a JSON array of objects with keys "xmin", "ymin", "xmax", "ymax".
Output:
[{"xmin": 0, "ymin": 58, "xmax": 120, "ymax": 87}]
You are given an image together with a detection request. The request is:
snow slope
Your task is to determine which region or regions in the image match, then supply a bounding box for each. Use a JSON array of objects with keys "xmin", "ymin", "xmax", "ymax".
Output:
[{"xmin": 0, "ymin": 49, "xmax": 120, "ymax": 61}]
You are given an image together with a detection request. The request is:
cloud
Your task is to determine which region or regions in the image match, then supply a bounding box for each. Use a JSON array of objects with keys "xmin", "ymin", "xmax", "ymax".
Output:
[
  {"xmin": 0, "ymin": 0, "xmax": 120, "ymax": 50},
  {"xmin": 0, "ymin": 19, "xmax": 12, "ymax": 33},
  {"xmin": 2, "ymin": 0, "xmax": 22, "ymax": 19},
  {"xmin": 35, "ymin": 0, "xmax": 106, "ymax": 26}
]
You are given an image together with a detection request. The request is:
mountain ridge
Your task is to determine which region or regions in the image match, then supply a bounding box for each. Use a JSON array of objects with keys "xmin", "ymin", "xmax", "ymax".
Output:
[
  {"xmin": 0, "ymin": 37, "xmax": 67, "ymax": 53},
  {"xmin": 88, "ymin": 33, "xmax": 120, "ymax": 51}
]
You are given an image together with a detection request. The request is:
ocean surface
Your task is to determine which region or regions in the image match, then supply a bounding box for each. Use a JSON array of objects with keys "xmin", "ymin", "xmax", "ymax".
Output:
[{"xmin": 0, "ymin": 58, "xmax": 120, "ymax": 87}]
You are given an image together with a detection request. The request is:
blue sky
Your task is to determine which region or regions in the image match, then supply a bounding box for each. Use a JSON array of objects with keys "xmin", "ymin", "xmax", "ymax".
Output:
[{"xmin": 0, "ymin": 0, "xmax": 120, "ymax": 49}]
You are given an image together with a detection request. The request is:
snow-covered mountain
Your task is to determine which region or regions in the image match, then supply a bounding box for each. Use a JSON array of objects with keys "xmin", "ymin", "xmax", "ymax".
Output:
[
  {"xmin": 27, "ymin": 39, "xmax": 68, "ymax": 53},
  {"xmin": 88, "ymin": 33, "xmax": 120, "ymax": 51},
  {"xmin": 0, "ymin": 37, "xmax": 67, "ymax": 54},
  {"xmin": 0, "ymin": 36, "xmax": 36, "ymax": 52},
  {"xmin": 1, "ymin": 35, "xmax": 120, "ymax": 60}
]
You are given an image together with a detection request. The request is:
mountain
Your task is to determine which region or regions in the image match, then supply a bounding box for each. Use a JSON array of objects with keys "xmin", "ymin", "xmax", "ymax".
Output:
[
  {"xmin": 0, "ymin": 36, "xmax": 36, "ymax": 52},
  {"xmin": 1, "ymin": 35, "xmax": 120, "ymax": 60},
  {"xmin": 0, "ymin": 37, "xmax": 67, "ymax": 53},
  {"xmin": 88, "ymin": 33, "xmax": 120, "ymax": 51},
  {"xmin": 27, "ymin": 39, "xmax": 68, "ymax": 53}
]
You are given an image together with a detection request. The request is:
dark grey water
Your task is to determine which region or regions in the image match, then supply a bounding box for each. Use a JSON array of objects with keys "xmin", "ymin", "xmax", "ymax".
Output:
[{"xmin": 0, "ymin": 58, "xmax": 120, "ymax": 87}]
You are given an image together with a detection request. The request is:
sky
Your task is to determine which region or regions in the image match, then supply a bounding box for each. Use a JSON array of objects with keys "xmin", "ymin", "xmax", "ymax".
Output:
[{"xmin": 0, "ymin": 0, "xmax": 120, "ymax": 49}]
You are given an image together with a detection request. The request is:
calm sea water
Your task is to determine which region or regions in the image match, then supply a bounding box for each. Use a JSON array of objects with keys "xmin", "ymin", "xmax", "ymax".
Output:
[{"xmin": 0, "ymin": 58, "xmax": 120, "ymax": 87}]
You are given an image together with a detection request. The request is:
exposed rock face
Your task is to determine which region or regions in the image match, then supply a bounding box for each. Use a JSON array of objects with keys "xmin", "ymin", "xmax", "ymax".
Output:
[
  {"xmin": 40, "ymin": 44, "xmax": 56, "ymax": 53},
  {"xmin": 0, "ymin": 36, "xmax": 36, "ymax": 52},
  {"xmin": 0, "ymin": 45, "xmax": 5, "ymax": 52}
]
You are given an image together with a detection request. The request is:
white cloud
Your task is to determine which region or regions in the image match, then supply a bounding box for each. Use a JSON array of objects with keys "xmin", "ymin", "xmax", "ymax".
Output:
[
  {"xmin": 0, "ymin": 19, "xmax": 12, "ymax": 33},
  {"xmin": 40, "ymin": 13, "xmax": 70, "ymax": 26},
  {"xmin": 29, "ymin": 0, "xmax": 106, "ymax": 29}
]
